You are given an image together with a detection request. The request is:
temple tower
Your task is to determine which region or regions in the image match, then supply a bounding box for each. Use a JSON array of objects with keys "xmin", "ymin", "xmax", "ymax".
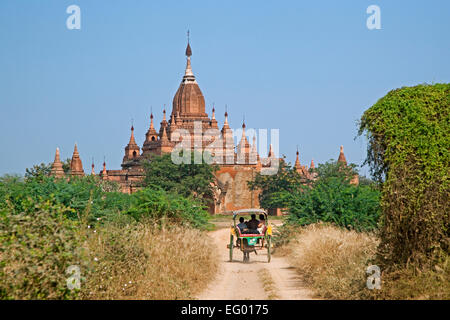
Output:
[
  {"xmin": 51, "ymin": 147, "xmax": 65, "ymax": 178},
  {"xmin": 122, "ymin": 126, "xmax": 141, "ymax": 169},
  {"xmin": 70, "ymin": 144, "xmax": 85, "ymax": 177}
]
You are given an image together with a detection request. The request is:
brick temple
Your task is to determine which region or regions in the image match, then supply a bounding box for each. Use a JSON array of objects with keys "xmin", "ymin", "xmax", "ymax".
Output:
[{"xmin": 50, "ymin": 40, "xmax": 356, "ymax": 214}]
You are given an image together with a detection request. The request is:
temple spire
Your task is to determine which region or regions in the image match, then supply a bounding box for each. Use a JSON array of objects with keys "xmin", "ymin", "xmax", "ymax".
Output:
[
  {"xmin": 150, "ymin": 112, "xmax": 154, "ymax": 129},
  {"xmin": 310, "ymin": 158, "xmax": 315, "ymax": 169},
  {"xmin": 129, "ymin": 125, "xmax": 137, "ymax": 145},
  {"xmin": 70, "ymin": 143, "xmax": 84, "ymax": 177},
  {"xmin": 338, "ymin": 145, "xmax": 347, "ymax": 165},
  {"xmin": 50, "ymin": 147, "xmax": 65, "ymax": 178},
  {"xmin": 184, "ymin": 33, "xmax": 194, "ymax": 78},
  {"xmin": 91, "ymin": 158, "xmax": 95, "ymax": 175},
  {"xmin": 182, "ymin": 32, "xmax": 196, "ymax": 82},
  {"xmin": 101, "ymin": 158, "xmax": 108, "ymax": 180},
  {"xmin": 294, "ymin": 147, "xmax": 301, "ymax": 169}
]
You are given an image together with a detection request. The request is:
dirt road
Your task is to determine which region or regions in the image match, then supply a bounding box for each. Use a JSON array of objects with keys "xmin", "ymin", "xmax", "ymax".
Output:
[{"xmin": 196, "ymin": 227, "xmax": 315, "ymax": 300}]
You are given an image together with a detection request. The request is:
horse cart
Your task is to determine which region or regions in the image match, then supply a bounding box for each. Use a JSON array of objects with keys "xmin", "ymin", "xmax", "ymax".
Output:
[{"xmin": 227, "ymin": 208, "xmax": 273, "ymax": 263}]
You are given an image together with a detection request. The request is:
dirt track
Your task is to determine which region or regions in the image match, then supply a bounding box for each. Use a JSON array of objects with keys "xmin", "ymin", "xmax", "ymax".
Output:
[{"xmin": 196, "ymin": 228, "xmax": 315, "ymax": 300}]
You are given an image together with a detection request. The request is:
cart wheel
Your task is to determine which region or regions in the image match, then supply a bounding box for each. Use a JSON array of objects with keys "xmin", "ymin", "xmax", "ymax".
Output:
[
  {"xmin": 267, "ymin": 236, "xmax": 272, "ymax": 263},
  {"xmin": 229, "ymin": 235, "xmax": 234, "ymax": 262}
]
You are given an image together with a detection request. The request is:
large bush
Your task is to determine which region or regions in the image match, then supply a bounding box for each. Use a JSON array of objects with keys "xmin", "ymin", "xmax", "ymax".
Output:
[
  {"xmin": 286, "ymin": 161, "xmax": 381, "ymax": 232},
  {"xmin": 125, "ymin": 187, "xmax": 211, "ymax": 230},
  {"xmin": 359, "ymin": 83, "xmax": 449, "ymax": 266},
  {"xmin": 0, "ymin": 175, "xmax": 214, "ymax": 299},
  {"xmin": 0, "ymin": 200, "xmax": 84, "ymax": 299}
]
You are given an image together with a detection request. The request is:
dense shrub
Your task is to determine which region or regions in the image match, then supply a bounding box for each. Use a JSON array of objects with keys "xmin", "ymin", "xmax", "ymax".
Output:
[
  {"xmin": 0, "ymin": 175, "xmax": 129, "ymax": 224},
  {"xmin": 125, "ymin": 187, "xmax": 211, "ymax": 230},
  {"xmin": 286, "ymin": 162, "xmax": 381, "ymax": 232},
  {"xmin": 359, "ymin": 83, "xmax": 449, "ymax": 266},
  {"xmin": 0, "ymin": 175, "xmax": 215, "ymax": 299},
  {"xmin": 0, "ymin": 200, "xmax": 84, "ymax": 299}
]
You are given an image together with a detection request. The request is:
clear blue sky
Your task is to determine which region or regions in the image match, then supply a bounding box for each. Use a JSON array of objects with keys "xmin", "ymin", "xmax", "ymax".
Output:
[{"xmin": 1, "ymin": 0, "xmax": 449, "ymax": 176}]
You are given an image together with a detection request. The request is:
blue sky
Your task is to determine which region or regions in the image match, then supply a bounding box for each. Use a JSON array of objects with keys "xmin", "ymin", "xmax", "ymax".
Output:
[{"xmin": 0, "ymin": 0, "xmax": 449, "ymax": 176}]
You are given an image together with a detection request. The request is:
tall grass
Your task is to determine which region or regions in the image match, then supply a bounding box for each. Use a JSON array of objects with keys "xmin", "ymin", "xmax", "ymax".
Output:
[
  {"xmin": 280, "ymin": 224, "xmax": 378, "ymax": 299},
  {"xmin": 279, "ymin": 224, "xmax": 449, "ymax": 299},
  {"xmin": 82, "ymin": 222, "xmax": 218, "ymax": 300}
]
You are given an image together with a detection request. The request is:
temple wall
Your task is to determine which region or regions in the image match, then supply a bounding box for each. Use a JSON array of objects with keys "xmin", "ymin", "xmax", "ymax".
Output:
[{"xmin": 215, "ymin": 165, "xmax": 260, "ymax": 214}]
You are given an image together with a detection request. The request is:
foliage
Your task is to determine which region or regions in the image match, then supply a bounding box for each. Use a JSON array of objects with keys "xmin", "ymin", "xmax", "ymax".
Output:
[
  {"xmin": 0, "ymin": 173, "xmax": 215, "ymax": 299},
  {"xmin": 24, "ymin": 159, "xmax": 71, "ymax": 181},
  {"xmin": 0, "ymin": 175, "xmax": 125, "ymax": 225},
  {"xmin": 142, "ymin": 152, "xmax": 218, "ymax": 205},
  {"xmin": 0, "ymin": 199, "xmax": 84, "ymax": 299},
  {"xmin": 25, "ymin": 163, "xmax": 52, "ymax": 181},
  {"xmin": 286, "ymin": 161, "xmax": 381, "ymax": 232},
  {"xmin": 125, "ymin": 187, "xmax": 211, "ymax": 230},
  {"xmin": 248, "ymin": 159, "xmax": 305, "ymax": 209},
  {"xmin": 359, "ymin": 83, "xmax": 449, "ymax": 266}
]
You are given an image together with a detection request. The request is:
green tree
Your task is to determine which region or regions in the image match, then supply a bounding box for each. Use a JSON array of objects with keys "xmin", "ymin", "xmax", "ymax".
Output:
[
  {"xmin": 286, "ymin": 161, "xmax": 381, "ymax": 232},
  {"xmin": 25, "ymin": 162, "xmax": 52, "ymax": 181},
  {"xmin": 142, "ymin": 152, "xmax": 218, "ymax": 205},
  {"xmin": 359, "ymin": 83, "xmax": 449, "ymax": 266},
  {"xmin": 248, "ymin": 159, "xmax": 304, "ymax": 210},
  {"xmin": 25, "ymin": 158, "xmax": 71, "ymax": 181}
]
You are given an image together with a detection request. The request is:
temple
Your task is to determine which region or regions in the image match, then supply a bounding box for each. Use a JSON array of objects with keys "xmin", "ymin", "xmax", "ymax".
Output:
[{"xmin": 50, "ymin": 38, "xmax": 357, "ymax": 214}]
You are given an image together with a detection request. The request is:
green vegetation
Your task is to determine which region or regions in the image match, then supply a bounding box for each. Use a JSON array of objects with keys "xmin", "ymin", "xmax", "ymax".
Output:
[
  {"xmin": 359, "ymin": 83, "xmax": 449, "ymax": 267},
  {"xmin": 24, "ymin": 158, "xmax": 71, "ymax": 181},
  {"xmin": 248, "ymin": 159, "xmax": 304, "ymax": 210},
  {"xmin": 0, "ymin": 200, "xmax": 84, "ymax": 299},
  {"xmin": 142, "ymin": 152, "xmax": 218, "ymax": 206},
  {"xmin": 249, "ymin": 160, "xmax": 381, "ymax": 232},
  {"xmin": 286, "ymin": 161, "xmax": 380, "ymax": 232},
  {"xmin": 274, "ymin": 83, "xmax": 449, "ymax": 300},
  {"xmin": 0, "ymin": 153, "xmax": 218, "ymax": 299}
]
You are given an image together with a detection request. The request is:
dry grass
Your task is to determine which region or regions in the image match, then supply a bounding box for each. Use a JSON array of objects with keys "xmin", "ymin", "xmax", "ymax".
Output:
[
  {"xmin": 281, "ymin": 223, "xmax": 379, "ymax": 299},
  {"xmin": 82, "ymin": 222, "xmax": 218, "ymax": 300},
  {"xmin": 374, "ymin": 257, "xmax": 450, "ymax": 300},
  {"xmin": 279, "ymin": 223, "xmax": 450, "ymax": 300}
]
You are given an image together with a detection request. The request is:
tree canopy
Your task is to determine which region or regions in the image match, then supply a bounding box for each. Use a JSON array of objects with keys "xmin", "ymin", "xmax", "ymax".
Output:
[{"xmin": 142, "ymin": 152, "xmax": 218, "ymax": 205}]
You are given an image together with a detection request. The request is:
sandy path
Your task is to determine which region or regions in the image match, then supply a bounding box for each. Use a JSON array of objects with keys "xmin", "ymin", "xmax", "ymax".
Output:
[{"xmin": 196, "ymin": 227, "xmax": 315, "ymax": 300}]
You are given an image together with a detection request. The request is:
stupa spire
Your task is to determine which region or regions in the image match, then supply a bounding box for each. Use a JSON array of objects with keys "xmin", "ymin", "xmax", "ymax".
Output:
[
  {"xmin": 70, "ymin": 143, "xmax": 84, "ymax": 177},
  {"xmin": 101, "ymin": 158, "xmax": 108, "ymax": 180},
  {"xmin": 150, "ymin": 112, "xmax": 154, "ymax": 129},
  {"xmin": 184, "ymin": 31, "xmax": 194, "ymax": 78},
  {"xmin": 91, "ymin": 158, "xmax": 95, "ymax": 175},
  {"xmin": 128, "ymin": 124, "xmax": 137, "ymax": 145},
  {"xmin": 50, "ymin": 147, "xmax": 65, "ymax": 178},
  {"xmin": 294, "ymin": 147, "xmax": 301, "ymax": 169},
  {"xmin": 338, "ymin": 145, "xmax": 347, "ymax": 164}
]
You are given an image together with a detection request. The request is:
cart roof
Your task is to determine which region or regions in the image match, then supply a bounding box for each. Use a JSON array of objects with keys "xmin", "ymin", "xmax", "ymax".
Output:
[{"xmin": 232, "ymin": 208, "xmax": 267, "ymax": 218}]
